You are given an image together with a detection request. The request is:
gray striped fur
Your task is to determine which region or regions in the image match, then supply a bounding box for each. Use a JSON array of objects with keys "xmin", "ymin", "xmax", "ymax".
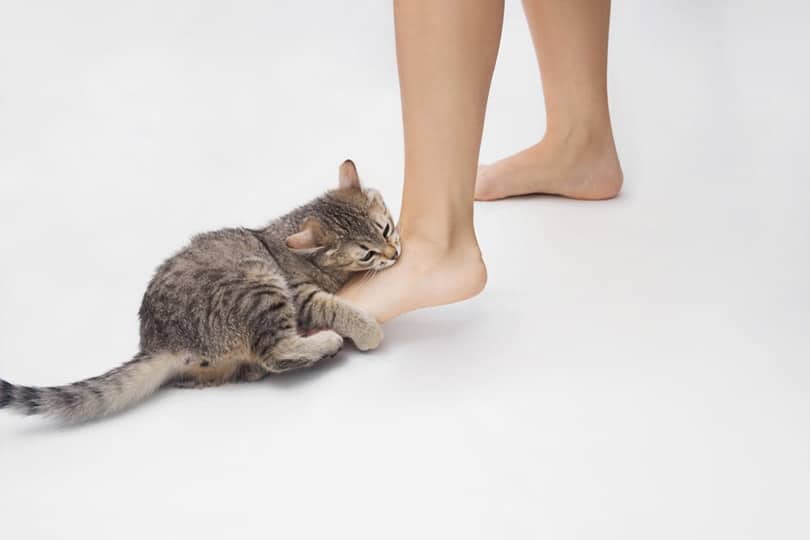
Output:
[{"xmin": 0, "ymin": 160, "xmax": 399, "ymax": 422}]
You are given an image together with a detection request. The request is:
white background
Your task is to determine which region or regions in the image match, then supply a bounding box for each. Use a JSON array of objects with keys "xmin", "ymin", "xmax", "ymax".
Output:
[{"xmin": 1, "ymin": 1, "xmax": 809, "ymax": 539}]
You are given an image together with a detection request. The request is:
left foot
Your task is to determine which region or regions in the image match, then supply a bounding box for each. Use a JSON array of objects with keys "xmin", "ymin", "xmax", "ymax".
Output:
[{"xmin": 475, "ymin": 129, "xmax": 623, "ymax": 201}]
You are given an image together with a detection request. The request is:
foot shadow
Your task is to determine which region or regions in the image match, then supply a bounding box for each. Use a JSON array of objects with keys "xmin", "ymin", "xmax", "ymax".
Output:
[
  {"xmin": 381, "ymin": 306, "xmax": 481, "ymax": 346},
  {"xmin": 477, "ymin": 189, "xmax": 628, "ymax": 204}
]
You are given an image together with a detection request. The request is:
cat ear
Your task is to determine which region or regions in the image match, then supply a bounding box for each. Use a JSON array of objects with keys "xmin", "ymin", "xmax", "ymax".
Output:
[
  {"xmin": 338, "ymin": 159, "xmax": 361, "ymax": 190},
  {"xmin": 286, "ymin": 217, "xmax": 327, "ymax": 253}
]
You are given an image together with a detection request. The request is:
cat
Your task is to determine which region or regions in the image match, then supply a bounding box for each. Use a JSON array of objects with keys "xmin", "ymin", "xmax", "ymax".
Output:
[{"xmin": 0, "ymin": 160, "xmax": 400, "ymax": 422}]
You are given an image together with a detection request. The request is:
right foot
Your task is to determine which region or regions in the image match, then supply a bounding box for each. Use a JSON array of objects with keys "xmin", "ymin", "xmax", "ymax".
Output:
[
  {"xmin": 476, "ymin": 129, "xmax": 623, "ymax": 201},
  {"xmin": 338, "ymin": 235, "xmax": 487, "ymax": 323}
]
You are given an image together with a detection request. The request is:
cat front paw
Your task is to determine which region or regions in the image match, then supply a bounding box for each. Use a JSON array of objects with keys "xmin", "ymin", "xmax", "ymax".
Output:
[{"xmin": 350, "ymin": 312, "xmax": 383, "ymax": 351}]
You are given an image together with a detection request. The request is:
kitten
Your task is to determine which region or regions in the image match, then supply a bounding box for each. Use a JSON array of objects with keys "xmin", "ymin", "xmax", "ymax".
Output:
[{"xmin": 0, "ymin": 160, "xmax": 400, "ymax": 422}]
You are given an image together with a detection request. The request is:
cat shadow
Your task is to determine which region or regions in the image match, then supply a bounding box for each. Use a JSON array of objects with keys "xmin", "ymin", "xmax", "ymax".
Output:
[
  {"xmin": 14, "ymin": 312, "xmax": 476, "ymax": 434},
  {"xmin": 15, "ymin": 388, "xmax": 181, "ymax": 436},
  {"xmin": 262, "ymin": 350, "xmax": 349, "ymax": 390},
  {"xmin": 14, "ymin": 353, "xmax": 348, "ymax": 435}
]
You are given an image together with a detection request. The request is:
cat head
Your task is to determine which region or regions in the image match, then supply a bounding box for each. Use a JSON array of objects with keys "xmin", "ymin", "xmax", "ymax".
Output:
[{"xmin": 285, "ymin": 160, "xmax": 401, "ymax": 272}]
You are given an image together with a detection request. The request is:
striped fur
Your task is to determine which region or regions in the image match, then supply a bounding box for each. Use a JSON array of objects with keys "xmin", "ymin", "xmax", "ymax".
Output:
[
  {"xmin": 0, "ymin": 352, "xmax": 185, "ymax": 420},
  {"xmin": 0, "ymin": 160, "xmax": 398, "ymax": 422}
]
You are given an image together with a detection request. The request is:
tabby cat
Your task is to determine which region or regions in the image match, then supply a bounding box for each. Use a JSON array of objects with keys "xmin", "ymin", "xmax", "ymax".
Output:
[{"xmin": 0, "ymin": 160, "xmax": 399, "ymax": 422}]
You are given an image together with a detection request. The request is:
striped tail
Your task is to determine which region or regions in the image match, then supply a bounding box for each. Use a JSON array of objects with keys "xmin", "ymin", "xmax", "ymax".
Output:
[{"xmin": 0, "ymin": 351, "xmax": 186, "ymax": 422}]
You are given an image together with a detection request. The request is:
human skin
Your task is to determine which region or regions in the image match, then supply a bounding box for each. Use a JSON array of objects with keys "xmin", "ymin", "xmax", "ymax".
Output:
[
  {"xmin": 340, "ymin": 0, "xmax": 621, "ymax": 323},
  {"xmin": 476, "ymin": 0, "xmax": 623, "ymax": 201}
]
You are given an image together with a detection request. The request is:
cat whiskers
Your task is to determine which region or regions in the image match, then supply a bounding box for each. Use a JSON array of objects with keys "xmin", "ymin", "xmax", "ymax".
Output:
[{"xmin": 358, "ymin": 268, "xmax": 377, "ymax": 286}]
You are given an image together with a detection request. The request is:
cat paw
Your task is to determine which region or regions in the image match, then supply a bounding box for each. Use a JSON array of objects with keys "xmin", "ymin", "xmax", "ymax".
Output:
[
  {"xmin": 350, "ymin": 312, "xmax": 384, "ymax": 351},
  {"xmin": 318, "ymin": 330, "xmax": 345, "ymax": 358}
]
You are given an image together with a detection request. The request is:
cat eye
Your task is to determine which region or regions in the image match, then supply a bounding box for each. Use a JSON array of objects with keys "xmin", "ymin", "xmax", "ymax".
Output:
[
  {"xmin": 360, "ymin": 251, "xmax": 375, "ymax": 262},
  {"xmin": 383, "ymin": 224, "xmax": 391, "ymax": 238}
]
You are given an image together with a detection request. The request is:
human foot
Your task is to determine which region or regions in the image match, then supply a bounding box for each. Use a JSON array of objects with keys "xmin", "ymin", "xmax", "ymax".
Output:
[
  {"xmin": 476, "ymin": 130, "xmax": 623, "ymax": 201},
  {"xmin": 337, "ymin": 236, "xmax": 487, "ymax": 323}
]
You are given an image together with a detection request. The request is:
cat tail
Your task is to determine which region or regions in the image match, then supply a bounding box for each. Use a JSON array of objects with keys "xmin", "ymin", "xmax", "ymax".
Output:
[{"xmin": 0, "ymin": 351, "xmax": 187, "ymax": 422}]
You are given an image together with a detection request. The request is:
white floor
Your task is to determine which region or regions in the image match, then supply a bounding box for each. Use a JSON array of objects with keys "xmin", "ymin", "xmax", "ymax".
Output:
[{"xmin": 1, "ymin": 1, "xmax": 808, "ymax": 539}]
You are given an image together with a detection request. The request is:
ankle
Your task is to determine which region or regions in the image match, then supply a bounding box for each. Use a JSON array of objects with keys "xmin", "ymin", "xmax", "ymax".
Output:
[
  {"xmin": 400, "ymin": 229, "xmax": 480, "ymax": 260},
  {"xmin": 398, "ymin": 218, "xmax": 478, "ymax": 252},
  {"xmin": 542, "ymin": 119, "xmax": 616, "ymax": 155}
]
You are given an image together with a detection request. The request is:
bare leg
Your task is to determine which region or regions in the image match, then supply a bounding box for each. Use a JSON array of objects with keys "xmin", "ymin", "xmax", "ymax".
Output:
[
  {"xmin": 476, "ymin": 0, "xmax": 623, "ymax": 201},
  {"xmin": 339, "ymin": 0, "xmax": 502, "ymax": 322}
]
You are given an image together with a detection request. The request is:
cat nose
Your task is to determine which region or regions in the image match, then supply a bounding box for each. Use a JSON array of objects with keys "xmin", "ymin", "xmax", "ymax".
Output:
[{"xmin": 383, "ymin": 245, "xmax": 398, "ymax": 259}]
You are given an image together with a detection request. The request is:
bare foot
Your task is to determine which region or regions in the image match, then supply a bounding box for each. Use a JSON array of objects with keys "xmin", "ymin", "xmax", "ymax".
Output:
[
  {"xmin": 338, "ymin": 236, "xmax": 487, "ymax": 323},
  {"xmin": 476, "ymin": 130, "xmax": 623, "ymax": 201}
]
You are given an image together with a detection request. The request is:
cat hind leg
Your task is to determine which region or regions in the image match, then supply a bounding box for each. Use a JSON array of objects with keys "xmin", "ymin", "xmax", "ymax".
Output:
[{"xmin": 264, "ymin": 331, "xmax": 344, "ymax": 373}]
